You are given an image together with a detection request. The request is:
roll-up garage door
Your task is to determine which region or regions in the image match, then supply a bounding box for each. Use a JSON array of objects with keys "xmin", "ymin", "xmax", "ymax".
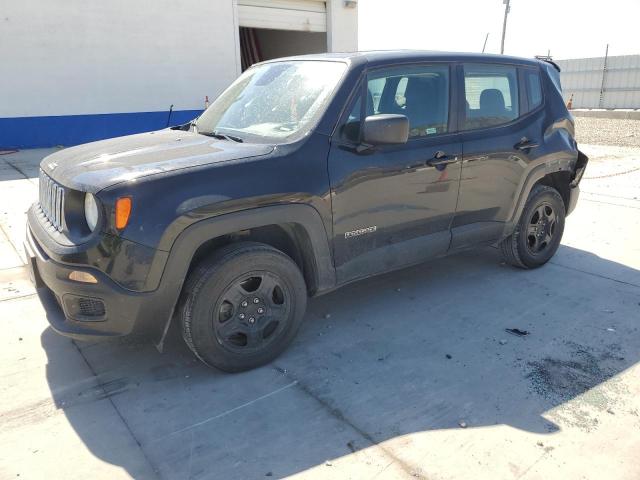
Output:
[{"xmin": 237, "ymin": 0, "xmax": 327, "ymax": 32}]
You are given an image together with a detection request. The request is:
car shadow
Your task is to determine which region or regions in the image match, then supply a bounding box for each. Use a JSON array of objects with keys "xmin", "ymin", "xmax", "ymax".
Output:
[{"xmin": 41, "ymin": 244, "xmax": 640, "ymax": 479}]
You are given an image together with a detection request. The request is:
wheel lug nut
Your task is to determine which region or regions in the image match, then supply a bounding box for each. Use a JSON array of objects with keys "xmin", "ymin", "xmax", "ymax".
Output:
[
  {"xmin": 239, "ymin": 313, "xmax": 245, "ymax": 320},
  {"xmin": 257, "ymin": 307, "xmax": 265, "ymax": 314},
  {"xmin": 253, "ymin": 298, "xmax": 260, "ymax": 304},
  {"xmin": 248, "ymin": 317, "xmax": 255, "ymax": 324},
  {"xmin": 241, "ymin": 301, "xmax": 248, "ymax": 307}
]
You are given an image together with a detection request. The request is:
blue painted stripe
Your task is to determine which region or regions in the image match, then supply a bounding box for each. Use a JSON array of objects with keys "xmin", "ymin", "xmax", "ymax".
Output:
[{"xmin": 0, "ymin": 109, "xmax": 203, "ymax": 149}]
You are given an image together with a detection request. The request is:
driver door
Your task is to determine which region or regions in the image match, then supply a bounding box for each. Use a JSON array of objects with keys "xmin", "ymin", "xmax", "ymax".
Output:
[{"xmin": 328, "ymin": 63, "xmax": 462, "ymax": 284}]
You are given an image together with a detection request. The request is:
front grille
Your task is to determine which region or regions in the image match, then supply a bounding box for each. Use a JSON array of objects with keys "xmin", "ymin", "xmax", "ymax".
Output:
[
  {"xmin": 78, "ymin": 298, "xmax": 106, "ymax": 317},
  {"xmin": 39, "ymin": 169, "xmax": 65, "ymax": 231}
]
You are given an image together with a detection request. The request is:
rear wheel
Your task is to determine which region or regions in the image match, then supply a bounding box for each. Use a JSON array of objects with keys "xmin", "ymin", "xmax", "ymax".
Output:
[
  {"xmin": 500, "ymin": 184, "xmax": 565, "ymax": 269},
  {"xmin": 180, "ymin": 242, "xmax": 307, "ymax": 372}
]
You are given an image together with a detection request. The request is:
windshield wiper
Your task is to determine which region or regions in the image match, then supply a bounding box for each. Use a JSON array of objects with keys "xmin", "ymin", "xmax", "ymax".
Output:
[{"xmin": 200, "ymin": 131, "xmax": 244, "ymax": 143}]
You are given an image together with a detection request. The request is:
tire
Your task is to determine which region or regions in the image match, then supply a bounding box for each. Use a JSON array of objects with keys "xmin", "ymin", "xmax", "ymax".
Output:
[
  {"xmin": 180, "ymin": 242, "xmax": 307, "ymax": 372},
  {"xmin": 500, "ymin": 184, "xmax": 565, "ymax": 269}
]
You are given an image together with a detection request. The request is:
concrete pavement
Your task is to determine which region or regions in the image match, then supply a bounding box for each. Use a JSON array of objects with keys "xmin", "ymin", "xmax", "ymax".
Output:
[{"xmin": 0, "ymin": 145, "xmax": 639, "ymax": 480}]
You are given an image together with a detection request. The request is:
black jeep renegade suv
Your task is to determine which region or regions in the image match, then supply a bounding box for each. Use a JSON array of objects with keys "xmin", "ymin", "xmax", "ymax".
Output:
[{"xmin": 26, "ymin": 51, "xmax": 587, "ymax": 371}]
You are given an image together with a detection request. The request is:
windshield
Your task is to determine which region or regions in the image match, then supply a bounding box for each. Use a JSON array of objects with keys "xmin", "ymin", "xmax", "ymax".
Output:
[{"xmin": 195, "ymin": 61, "xmax": 347, "ymax": 143}]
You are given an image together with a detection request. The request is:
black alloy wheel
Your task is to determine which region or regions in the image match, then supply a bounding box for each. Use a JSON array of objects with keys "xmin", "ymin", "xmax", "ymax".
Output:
[
  {"xmin": 500, "ymin": 185, "xmax": 566, "ymax": 269},
  {"xmin": 180, "ymin": 242, "xmax": 307, "ymax": 372},
  {"xmin": 213, "ymin": 272, "xmax": 289, "ymax": 354},
  {"xmin": 525, "ymin": 202, "xmax": 557, "ymax": 255}
]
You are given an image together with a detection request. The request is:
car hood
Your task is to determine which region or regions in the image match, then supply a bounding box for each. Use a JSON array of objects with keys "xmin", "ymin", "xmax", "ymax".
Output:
[{"xmin": 41, "ymin": 129, "xmax": 274, "ymax": 193}]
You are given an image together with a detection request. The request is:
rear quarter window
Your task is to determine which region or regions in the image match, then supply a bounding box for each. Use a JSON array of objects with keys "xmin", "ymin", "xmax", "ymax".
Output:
[{"xmin": 524, "ymin": 69, "xmax": 543, "ymax": 111}]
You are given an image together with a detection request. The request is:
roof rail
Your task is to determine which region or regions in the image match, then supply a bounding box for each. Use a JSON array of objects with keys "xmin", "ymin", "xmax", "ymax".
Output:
[{"xmin": 534, "ymin": 55, "xmax": 561, "ymax": 72}]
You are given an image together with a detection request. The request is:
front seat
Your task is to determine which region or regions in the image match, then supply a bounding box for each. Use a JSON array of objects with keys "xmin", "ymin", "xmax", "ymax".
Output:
[
  {"xmin": 404, "ymin": 77, "xmax": 440, "ymax": 134},
  {"xmin": 479, "ymin": 88, "xmax": 508, "ymax": 118}
]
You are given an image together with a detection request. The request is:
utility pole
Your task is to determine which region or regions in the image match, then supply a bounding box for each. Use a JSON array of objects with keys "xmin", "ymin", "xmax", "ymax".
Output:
[
  {"xmin": 500, "ymin": 0, "xmax": 511, "ymax": 54},
  {"xmin": 599, "ymin": 44, "xmax": 609, "ymax": 108}
]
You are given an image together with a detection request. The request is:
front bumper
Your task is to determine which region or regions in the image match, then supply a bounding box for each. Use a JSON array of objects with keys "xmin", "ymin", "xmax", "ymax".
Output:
[{"xmin": 25, "ymin": 225, "xmax": 156, "ymax": 340}]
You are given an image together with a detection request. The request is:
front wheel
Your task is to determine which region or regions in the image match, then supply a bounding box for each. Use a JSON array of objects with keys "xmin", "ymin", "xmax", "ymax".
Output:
[
  {"xmin": 180, "ymin": 242, "xmax": 307, "ymax": 372},
  {"xmin": 500, "ymin": 184, "xmax": 566, "ymax": 269}
]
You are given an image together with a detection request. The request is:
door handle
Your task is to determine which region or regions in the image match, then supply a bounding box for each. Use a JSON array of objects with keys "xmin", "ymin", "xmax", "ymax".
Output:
[
  {"xmin": 426, "ymin": 151, "xmax": 458, "ymax": 167},
  {"xmin": 514, "ymin": 138, "xmax": 539, "ymax": 151}
]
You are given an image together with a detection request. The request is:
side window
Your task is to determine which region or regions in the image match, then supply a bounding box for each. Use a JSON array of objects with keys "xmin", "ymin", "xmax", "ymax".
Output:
[
  {"xmin": 525, "ymin": 69, "xmax": 543, "ymax": 111},
  {"xmin": 463, "ymin": 64, "xmax": 519, "ymax": 130},
  {"xmin": 367, "ymin": 65, "xmax": 449, "ymax": 138}
]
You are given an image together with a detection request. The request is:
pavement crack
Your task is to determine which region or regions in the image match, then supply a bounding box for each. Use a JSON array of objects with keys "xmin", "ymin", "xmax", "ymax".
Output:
[
  {"xmin": 71, "ymin": 340, "xmax": 162, "ymax": 480},
  {"xmin": 581, "ymin": 198, "xmax": 640, "ymax": 210},
  {"xmin": 1, "ymin": 157, "xmax": 31, "ymax": 180},
  {"xmin": 0, "ymin": 223, "xmax": 26, "ymax": 265},
  {"xmin": 154, "ymin": 381, "xmax": 298, "ymax": 441},
  {"xmin": 0, "ymin": 292, "xmax": 36, "ymax": 302},
  {"xmin": 581, "ymin": 190, "xmax": 640, "ymax": 202},
  {"xmin": 273, "ymin": 365, "xmax": 423, "ymax": 479},
  {"xmin": 514, "ymin": 448, "xmax": 552, "ymax": 480},
  {"xmin": 549, "ymin": 261, "xmax": 640, "ymax": 288}
]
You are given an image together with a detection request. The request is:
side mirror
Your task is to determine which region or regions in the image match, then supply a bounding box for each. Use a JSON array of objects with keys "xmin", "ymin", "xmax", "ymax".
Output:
[{"xmin": 361, "ymin": 114, "xmax": 409, "ymax": 145}]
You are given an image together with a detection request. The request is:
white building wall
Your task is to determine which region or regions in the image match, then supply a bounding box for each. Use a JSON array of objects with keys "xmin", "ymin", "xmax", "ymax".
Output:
[
  {"xmin": 0, "ymin": 0, "xmax": 239, "ymax": 119},
  {"xmin": 326, "ymin": 0, "xmax": 358, "ymax": 52},
  {"xmin": 0, "ymin": 0, "xmax": 358, "ymax": 148}
]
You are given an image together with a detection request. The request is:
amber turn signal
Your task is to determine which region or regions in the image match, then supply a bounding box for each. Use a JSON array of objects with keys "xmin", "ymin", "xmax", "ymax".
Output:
[{"xmin": 115, "ymin": 197, "xmax": 132, "ymax": 230}]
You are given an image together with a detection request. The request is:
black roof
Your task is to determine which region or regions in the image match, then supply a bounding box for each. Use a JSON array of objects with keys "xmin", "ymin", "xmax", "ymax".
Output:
[{"xmin": 262, "ymin": 50, "xmax": 544, "ymax": 69}]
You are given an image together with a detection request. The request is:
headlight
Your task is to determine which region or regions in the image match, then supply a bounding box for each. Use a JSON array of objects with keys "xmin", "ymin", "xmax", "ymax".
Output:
[{"xmin": 84, "ymin": 193, "xmax": 99, "ymax": 232}]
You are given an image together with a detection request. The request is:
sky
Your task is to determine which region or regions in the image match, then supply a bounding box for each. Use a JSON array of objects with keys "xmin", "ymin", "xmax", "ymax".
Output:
[{"xmin": 358, "ymin": 0, "xmax": 640, "ymax": 60}]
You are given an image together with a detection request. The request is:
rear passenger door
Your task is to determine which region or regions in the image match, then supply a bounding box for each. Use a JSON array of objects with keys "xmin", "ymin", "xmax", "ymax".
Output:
[{"xmin": 451, "ymin": 63, "xmax": 545, "ymax": 249}]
